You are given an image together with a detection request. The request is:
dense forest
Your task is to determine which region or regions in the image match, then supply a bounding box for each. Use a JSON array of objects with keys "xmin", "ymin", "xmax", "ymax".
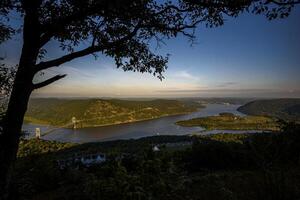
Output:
[
  {"xmin": 238, "ymin": 99, "xmax": 300, "ymax": 122},
  {"xmin": 11, "ymin": 122, "xmax": 300, "ymax": 200}
]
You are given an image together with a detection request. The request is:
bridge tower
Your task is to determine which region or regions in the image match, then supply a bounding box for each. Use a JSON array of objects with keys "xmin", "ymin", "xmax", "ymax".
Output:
[
  {"xmin": 35, "ymin": 128, "xmax": 41, "ymax": 139},
  {"xmin": 72, "ymin": 117, "xmax": 77, "ymax": 129}
]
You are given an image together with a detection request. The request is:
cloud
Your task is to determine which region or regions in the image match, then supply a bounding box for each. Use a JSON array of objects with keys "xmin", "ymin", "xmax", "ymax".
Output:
[
  {"xmin": 215, "ymin": 82, "xmax": 238, "ymax": 88},
  {"xmin": 171, "ymin": 70, "xmax": 199, "ymax": 81},
  {"xmin": 57, "ymin": 66, "xmax": 96, "ymax": 78},
  {"xmin": 38, "ymin": 65, "xmax": 97, "ymax": 79}
]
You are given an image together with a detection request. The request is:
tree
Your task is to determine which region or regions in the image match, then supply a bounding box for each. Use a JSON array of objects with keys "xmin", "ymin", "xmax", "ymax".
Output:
[
  {"xmin": 0, "ymin": 60, "xmax": 16, "ymax": 112},
  {"xmin": 0, "ymin": 0, "xmax": 299, "ymax": 198}
]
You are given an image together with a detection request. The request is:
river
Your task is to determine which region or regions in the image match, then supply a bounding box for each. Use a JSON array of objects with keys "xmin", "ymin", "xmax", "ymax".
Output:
[{"xmin": 22, "ymin": 103, "xmax": 255, "ymax": 143}]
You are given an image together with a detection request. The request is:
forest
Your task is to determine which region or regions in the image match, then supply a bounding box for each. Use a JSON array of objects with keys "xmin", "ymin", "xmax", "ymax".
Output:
[{"xmin": 11, "ymin": 122, "xmax": 300, "ymax": 200}]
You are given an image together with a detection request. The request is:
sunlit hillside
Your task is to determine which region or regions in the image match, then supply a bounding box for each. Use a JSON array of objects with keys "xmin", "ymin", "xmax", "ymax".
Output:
[{"xmin": 25, "ymin": 98, "xmax": 201, "ymax": 127}]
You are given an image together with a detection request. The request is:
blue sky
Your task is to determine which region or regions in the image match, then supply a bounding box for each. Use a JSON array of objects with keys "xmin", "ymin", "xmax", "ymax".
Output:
[{"xmin": 1, "ymin": 7, "xmax": 300, "ymax": 98}]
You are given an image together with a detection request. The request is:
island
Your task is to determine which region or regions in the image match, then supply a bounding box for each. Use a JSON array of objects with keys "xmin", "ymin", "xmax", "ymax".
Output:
[{"xmin": 176, "ymin": 112, "xmax": 278, "ymax": 131}]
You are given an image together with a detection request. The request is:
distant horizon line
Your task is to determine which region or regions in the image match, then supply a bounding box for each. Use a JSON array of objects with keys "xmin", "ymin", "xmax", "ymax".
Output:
[{"xmin": 27, "ymin": 96, "xmax": 300, "ymax": 100}]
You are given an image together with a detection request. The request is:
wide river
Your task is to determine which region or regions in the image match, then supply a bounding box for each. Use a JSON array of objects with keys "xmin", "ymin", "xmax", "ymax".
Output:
[{"xmin": 22, "ymin": 103, "xmax": 254, "ymax": 143}]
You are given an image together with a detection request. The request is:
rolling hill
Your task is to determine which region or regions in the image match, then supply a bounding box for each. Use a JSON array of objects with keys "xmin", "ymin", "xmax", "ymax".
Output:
[
  {"xmin": 237, "ymin": 99, "xmax": 300, "ymax": 122},
  {"xmin": 24, "ymin": 98, "xmax": 200, "ymax": 127}
]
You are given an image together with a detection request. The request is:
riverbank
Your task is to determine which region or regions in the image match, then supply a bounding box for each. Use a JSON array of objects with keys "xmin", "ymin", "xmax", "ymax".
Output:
[
  {"xmin": 24, "ymin": 109, "xmax": 200, "ymax": 129},
  {"xmin": 24, "ymin": 98, "xmax": 202, "ymax": 128},
  {"xmin": 78, "ymin": 109, "xmax": 202, "ymax": 128},
  {"xmin": 22, "ymin": 104, "xmax": 244, "ymax": 143}
]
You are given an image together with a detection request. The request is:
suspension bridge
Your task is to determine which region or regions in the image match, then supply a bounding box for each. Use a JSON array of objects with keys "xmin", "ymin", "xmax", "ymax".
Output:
[
  {"xmin": 33, "ymin": 107, "xmax": 158, "ymax": 138},
  {"xmin": 35, "ymin": 116, "xmax": 82, "ymax": 138}
]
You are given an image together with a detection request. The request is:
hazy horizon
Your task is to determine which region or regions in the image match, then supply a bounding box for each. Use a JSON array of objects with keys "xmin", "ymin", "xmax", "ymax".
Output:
[{"xmin": 27, "ymin": 96, "xmax": 299, "ymax": 100}]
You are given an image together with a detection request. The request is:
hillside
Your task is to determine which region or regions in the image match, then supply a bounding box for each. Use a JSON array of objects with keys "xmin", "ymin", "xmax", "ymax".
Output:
[
  {"xmin": 237, "ymin": 99, "xmax": 300, "ymax": 122},
  {"xmin": 24, "ymin": 98, "xmax": 200, "ymax": 127}
]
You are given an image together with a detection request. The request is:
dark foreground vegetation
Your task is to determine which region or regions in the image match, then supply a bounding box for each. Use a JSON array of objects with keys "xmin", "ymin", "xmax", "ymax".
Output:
[{"xmin": 10, "ymin": 123, "xmax": 300, "ymax": 200}]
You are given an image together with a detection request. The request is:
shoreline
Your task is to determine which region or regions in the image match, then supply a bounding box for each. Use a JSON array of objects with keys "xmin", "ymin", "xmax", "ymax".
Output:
[{"xmin": 24, "ymin": 109, "xmax": 201, "ymax": 129}]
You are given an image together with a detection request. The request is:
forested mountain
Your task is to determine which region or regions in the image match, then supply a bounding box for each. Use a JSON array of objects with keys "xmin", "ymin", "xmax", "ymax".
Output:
[
  {"xmin": 238, "ymin": 99, "xmax": 300, "ymax": 122},
  {"xmin": 25, "ymin": 98, "xmax": 200, "ymax": 127}
]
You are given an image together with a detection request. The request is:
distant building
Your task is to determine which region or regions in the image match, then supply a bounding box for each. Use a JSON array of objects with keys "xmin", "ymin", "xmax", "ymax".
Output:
[
  {"xmin": 152, "ymin": 145, "xmax": 160, "ymax": 152},
  {"xmin": 162, "ymin": 141, "xmax": 193, "ymax": 147},
  {"xmin": 35, "ymin": 128, "xmax": 41, "ymax": 139},
  {"xmin": 57, "ymin": 152, "xmax": 107, "ymax": 169},
  {"xmin": 80, "ymin": 153, "xmax": 106, "ymax": 166},
  {"xmin": 72, "ymin": 116, "xmax": 77, "ymax": 129}
]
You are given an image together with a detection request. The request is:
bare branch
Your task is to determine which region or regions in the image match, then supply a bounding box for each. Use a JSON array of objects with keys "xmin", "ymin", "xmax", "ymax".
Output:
[
  {"xmin": 33, "ymin": 74, "xmax": 66, "ymax": 89},
  {"xmin": 35, "ymin": 46, "xmax": 102, "ymax": 71},
  {"xmin": 35, "ymin": 22, "xmax": 142, "ymax": 72}
]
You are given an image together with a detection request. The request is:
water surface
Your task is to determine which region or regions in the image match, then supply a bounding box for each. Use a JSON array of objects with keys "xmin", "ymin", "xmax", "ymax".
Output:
[{"xmin": 23, "ymin": 104, "xmax": 248, "ymax": 143}]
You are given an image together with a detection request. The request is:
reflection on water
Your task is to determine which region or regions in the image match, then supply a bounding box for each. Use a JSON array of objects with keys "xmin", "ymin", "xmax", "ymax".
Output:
[{"xmin": 22, "ymin": 104, "xmax": 247, "ymax": 143}]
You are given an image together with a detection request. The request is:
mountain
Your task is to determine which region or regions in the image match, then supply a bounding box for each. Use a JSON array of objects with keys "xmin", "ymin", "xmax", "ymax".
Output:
[
  {"xmin": 24, "ymin": 98, "xmax": 200, "ymax": 127},
  {"xmin": 237, "ymin": 99, "xmax": 300, "ymax": 122}
]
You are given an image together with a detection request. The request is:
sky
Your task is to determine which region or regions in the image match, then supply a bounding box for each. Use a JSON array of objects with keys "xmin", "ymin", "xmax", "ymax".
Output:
[{"xmin": 1, "ymin": 6, "xmax": 300, "ymax": 98}]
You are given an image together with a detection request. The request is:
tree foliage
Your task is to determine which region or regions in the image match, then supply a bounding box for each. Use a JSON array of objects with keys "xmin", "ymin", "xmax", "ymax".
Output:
[
  {"xmin": 0, "ymin": 61, "xmax": 15, "ymax": 98},
  {"xmin": 12, "ymin": 124, "xmax": 300, "ymax": 200},
  {"xmin": 0, "ymin": 59, "xmax": 16, "ymax": 117}
]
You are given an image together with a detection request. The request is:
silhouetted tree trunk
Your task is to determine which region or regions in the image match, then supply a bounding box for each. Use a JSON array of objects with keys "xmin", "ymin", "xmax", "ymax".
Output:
[
  {"xmin": 0, "ymin": 74, "xmax": 33, "ymax": 199},
  {"xmin": 0, "ymin": 2, "xmax": 40, "ymax": 198}
]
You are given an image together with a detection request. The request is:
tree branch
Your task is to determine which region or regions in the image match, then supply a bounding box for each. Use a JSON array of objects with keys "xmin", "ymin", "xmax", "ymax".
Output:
[
  {"xmin": 35, "ymin": 22, "xmax": 142, "ymax": 72},
  {"xmin": 33, "ymin": 74, "xmax": 66, "ymax": 89},
  {"xmin": 35, "ymin": 46, "xmax": 102, "ymax": 72}
]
